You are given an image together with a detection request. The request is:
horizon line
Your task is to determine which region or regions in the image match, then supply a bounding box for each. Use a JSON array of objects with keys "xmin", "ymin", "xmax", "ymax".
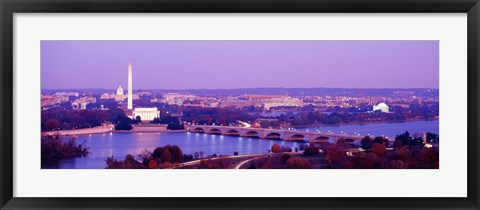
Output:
[{"xmin": 41, "ymin": 87, "xmax": 439, "ymax": 91}]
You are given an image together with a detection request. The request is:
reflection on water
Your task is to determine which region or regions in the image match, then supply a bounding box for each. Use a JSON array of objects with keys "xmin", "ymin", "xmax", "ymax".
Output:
[
  {"xmin": 48, "ymin": 120, "xmax": 438, "ymax": 169},
  {"xmin": 51, "ymin": 133, "xmax": 300, "ymax": 169}
]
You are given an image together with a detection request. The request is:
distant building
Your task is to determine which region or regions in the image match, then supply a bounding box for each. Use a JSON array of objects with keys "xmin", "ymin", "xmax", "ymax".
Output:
[
  {"xmin": 100, "ymin": 93, "xmax": 112, "ymax": 100},
  {"xmin": 41, "ymin": 95, "xmax": 64, "ymax": 108},
  {"xmin": 54, "ymin": 91, "xmax": 79, "ymax": 97},
  {"xmin": 208, "ymin": 101, "xmax": 220, "ymax": 108},
  {"xmin": 133, "ymin": 107, "xmax": 160, "ymax": 122},
  {"xmin": 72, "ymin": 97, "xmax": 97, "ymax": 109},
  {"xmin": 124, "ymin": 62, "xmax": 158, "ymax": 121},
  {"xmin": 373, "ymin": 102, "xmax": 389, "ymax": 113},
  {"xmin": 220, "ymin": 100, "xmax": 261, "ymax": 108},
  {"xmin": 183, "ymin": 100, "xmax": 205, "ymax": 107},
  {"xmin": 164, "ymin": 93, "xmax": 196, "ymax": 106},
  {"xmin": 245, "ymin": 94, "xmax": 283, "ymax": 101},
  {"xmin": 263, "ymin": 97, "xmax": 304, "ymax": 110},
  {"xmin": 116, "ymin": 86, "xmax": 124, "ymax": 95}
]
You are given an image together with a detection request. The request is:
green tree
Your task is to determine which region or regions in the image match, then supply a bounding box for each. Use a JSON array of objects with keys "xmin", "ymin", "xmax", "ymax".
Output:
[
  {"xmin": 160, "ymin": 149, "xmax": 172, "ymax": 163},
  {"xmin": 280, "ymin": 153, "xmax": 291, "ymax": 163},
  {"xmin": 361, "ymin": 136, "xmax": 373, "ymax": 150},
  {"xmin": 135, "ymin": 115, "xmax": 142, "ymax": 123},
  {"xmin": 303, "ymin": 145, "xmax": 320, "ymax": 156},
  {"xmin": 170, "ymin": 145, "xmax": 183, "ymax": 163}
]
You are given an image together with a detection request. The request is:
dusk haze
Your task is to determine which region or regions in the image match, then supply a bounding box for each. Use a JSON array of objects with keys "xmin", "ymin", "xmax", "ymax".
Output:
[{"xmin": 41, "ymin": 41, "xmax": 439, "ymax": 90}]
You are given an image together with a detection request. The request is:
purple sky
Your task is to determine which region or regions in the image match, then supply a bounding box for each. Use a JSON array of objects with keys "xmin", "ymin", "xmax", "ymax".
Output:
[{"xmin": 41, "ymin": 41, "xmax": 439, "ymax": 90}]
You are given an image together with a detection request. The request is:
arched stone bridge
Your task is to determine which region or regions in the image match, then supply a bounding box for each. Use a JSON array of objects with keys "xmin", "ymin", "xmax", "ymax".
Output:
[{"xmin": 185, "ymin": 125, "xmax": 366, "ymax": 143}]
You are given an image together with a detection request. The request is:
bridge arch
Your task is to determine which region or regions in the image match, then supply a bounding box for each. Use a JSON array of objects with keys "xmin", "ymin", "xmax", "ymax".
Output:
[
  {"xmin": 265, "ymin": 132, "xmax": 281, "ymax": 139},
  {"xmin": 209, "ymin": 128, "xmax": 222, "ymax": 134},
  {"xmin": 314, "ymin": 136, "xmax": 329, "ymax": 141},
  {"xmin": 192, "ymin": 127, "xmax": 205, "ymax": 133},
  {"xmin": 289, "ymin": 134, "xmax": 305, "ymax": 141},
  {"xmin": 309, "ymin": 136, "xmax": 329, "ymax": 143},
  {"xmin": 344, "ymin": 138, "xmax": 356, "ymax": 144},
  {"xmin": 244, "ymin": 130, "xmax": 260, "ymax": 138},
  {"xmin": 224, "ymin": 129, "xmax": 240, "ymax": 136}
]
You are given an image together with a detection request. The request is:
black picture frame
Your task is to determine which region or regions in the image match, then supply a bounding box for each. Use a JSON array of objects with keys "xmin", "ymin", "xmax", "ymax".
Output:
[{"xmin": 1, "ymin": 0, "xmax": 479, "ymax": 209}]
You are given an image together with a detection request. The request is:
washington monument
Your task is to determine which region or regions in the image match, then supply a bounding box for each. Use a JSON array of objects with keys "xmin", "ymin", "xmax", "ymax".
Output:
[{"xmin": 127, "ymin": 62, "xmax": 133, "ymax": 109}]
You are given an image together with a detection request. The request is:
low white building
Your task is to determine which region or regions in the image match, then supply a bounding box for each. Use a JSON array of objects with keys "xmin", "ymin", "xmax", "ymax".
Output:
[
  {"xmin": 132, "ymin": 107, "xmax": 160, "ymax": 121},
  {"xmin": 373, "ymin": 102, "xmax": 389, "ymax": 113},
  {"xmin": 263, "ymin": 97, "xmax": 304, "ymax": 110}
]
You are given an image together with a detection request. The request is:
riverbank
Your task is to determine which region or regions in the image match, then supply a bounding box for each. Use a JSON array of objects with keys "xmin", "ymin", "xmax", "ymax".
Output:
[
  {"xmin": 42, "ymin": 125, "xmax": 186, "ymax": 136},
  {"xmin": 115, "ymin": 129, "xmax": 185, "ymax": 133},
  {"xmin": 42, "ymin": 125, "xmax": 115, "ymax": 136}
]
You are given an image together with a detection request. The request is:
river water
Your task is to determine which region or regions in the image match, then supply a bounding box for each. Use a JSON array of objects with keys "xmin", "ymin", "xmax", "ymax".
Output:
[{"xmin": 49, "ymin": 120, "xmax": 438, "ymax": 169}]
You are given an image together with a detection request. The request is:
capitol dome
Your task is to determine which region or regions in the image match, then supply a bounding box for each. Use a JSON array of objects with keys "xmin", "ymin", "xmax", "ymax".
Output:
[{"xmin": 116, "ymin": 86, "xmax": 124, "ymax": 96}]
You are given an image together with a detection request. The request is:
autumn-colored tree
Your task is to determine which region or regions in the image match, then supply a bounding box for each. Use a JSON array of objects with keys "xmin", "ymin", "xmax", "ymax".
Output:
[
  {"xmin": 285, "ymin": 157, "xmax": 313, "ymax": 169},
  {"xmin": 160, "ymin": 149, "xmax": 172, "ymax": 163},
  {"xmin": 105, "ymin": 154, "xmax": 144, "ymax": 169},
  {"xmin": 420, "ymin": 148, "xmax": 439, "ymax": 168},
  {"xmin": 46, "ymin": 118, "xmax": 61, "ymax": 131},
  {"xmin": 183, "ymin": 154, "xmax": 194, "ymax": 161},
  {"xmin": 260, "ymin": 157, "xmax": 283, "ymax": 169},
  {"xmin": 352, "ymin": 152, "xmax": 381, "ymax": 169},
  {"xmin": 393, "ymin": 146, "xmax": 411, "ymax": 162},
  {"xmin": 280, "ymin": 153, "xmax": 291, "ymax": 163},
  {"xmin": 371, "ymin": 143, "xmax": 387, "ymax": 157},
  {"xmin": 198, "ymin": 158, "xmax": 232, "ymax": 169},
  {"xmin": 60, "ymin": 122, "xmax": 71, "ymax": 130},
  {"xmin": 138, "ymin": 149, "xmax": 152, "ymax": 167},
  {"xmin": 271, "ymin": 144, "xmax": 280, "ymax": 153},
  {"xmin": 336, "ymin": 138, "xmax": 346, "ymax": 147},
  {"xmin": 389, "ymin": 160, "xmax": 409, "ymax": 169},
  {"xmin": 124, "ymin": 154, "xmax": 142, "ymax": 169},
  {"xmin": 303, "ymin": 145, "xmax": 320, "ymax": 156},
  {"xmin": 393, "ymin": 139, "xmax": 403, "ymax": 149},
  {"xmin": 152, "ymin": 147, "xmax": 164, "ymax": 159},
  {"xmin": 325, "ymin": 144, "xmax": 347, "ymax": 169},
  {"xmin": 148, "ymin": 159, "xmax": 158, "ymax": 169},
  {"xmin": 105, "ymin": 156, "xmax": 123, "ymax": 169},
  {"xmin": 171, "ymin": 145, "xmax": 183, "ymax": 163},
  {"xmin": 163, "ymin": 162, "xmax": 174, "ymax": 169}
]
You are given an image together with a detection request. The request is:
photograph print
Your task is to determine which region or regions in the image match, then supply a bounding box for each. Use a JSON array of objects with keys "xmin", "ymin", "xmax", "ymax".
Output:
[{"xmin": 41, "ymin": 40, "xmax": 439, "ymax": 169}]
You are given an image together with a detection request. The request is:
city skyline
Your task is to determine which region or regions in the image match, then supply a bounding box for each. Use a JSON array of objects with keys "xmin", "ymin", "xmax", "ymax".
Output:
[{"xmin": 41, "ymin": 40, "xmax": 439, "ymax": 90}]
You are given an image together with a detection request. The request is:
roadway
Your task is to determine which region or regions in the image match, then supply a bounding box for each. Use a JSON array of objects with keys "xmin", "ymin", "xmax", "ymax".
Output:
[
  {"xmin": 178, "ymin": 153, "xmax": 267, "ymax": 168},
  {"xmin": 233, "ymin": 152, "xmax": 307, "ymax": 169}
]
